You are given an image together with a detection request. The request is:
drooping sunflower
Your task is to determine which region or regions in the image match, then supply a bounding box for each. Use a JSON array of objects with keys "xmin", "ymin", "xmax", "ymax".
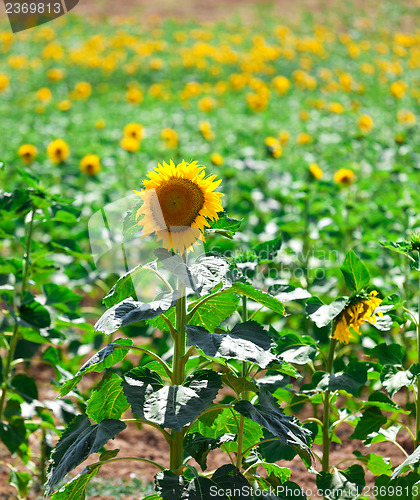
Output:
[
  {"xmin": 332, "ymin": 291, "xmax": 382, "ymax": 344},
  {"xmin": 135, "ymin": 160, "xmax": 223, "ymax": 253}
]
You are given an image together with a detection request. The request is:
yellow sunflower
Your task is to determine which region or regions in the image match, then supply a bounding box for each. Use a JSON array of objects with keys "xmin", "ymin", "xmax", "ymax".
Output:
[
  {"xmin": 47, "ymin": 139, "xmax": 70, "ymax": 164},
  {"xmin": 332, "ymin": 291, "xmax": 382, "ymax": 344},
  {"xmin": 18, "ymin": 144, "xmax": 37, "ymax": 165},
  {"xmin": 135, "ymin": 160, "xmax": 223, "ymax": 253}
]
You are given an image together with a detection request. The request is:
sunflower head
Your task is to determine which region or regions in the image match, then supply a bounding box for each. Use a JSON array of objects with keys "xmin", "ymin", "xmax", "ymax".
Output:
[
  {"xmin": 80, "ymin": 154, "xmax": 101, "ymax": 176},
  {"xmin": 135, "ymin": 160, "xmax": 223, "ymax": 254},
  {"xmin": 18, "ymin": 144, "xmax": 37, "ymax": 165},
  {"xmin": 47, "ymin": 139, "xmax": 70, "ymax": 164},
  {"xmin": 332, "ymin": 291, "xmax": 382, "ymax": 344},
  {"xmin": 334, "ymin": 168, "xmax": 355, "ymax": 186}
]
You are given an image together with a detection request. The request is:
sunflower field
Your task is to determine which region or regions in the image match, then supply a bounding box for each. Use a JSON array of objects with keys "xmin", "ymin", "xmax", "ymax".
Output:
[{"xmin": 0, "ymin": 0, "xmax": 420, "ymax": 499}]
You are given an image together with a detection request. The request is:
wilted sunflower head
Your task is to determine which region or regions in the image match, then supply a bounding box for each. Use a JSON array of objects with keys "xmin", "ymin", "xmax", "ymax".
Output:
[
  {"xmin": 332, "ymin": 291, "xmax": 382, "ymax": 344},
  {"xmin": 135, "ymin": 160, "xmax": 223, "ymax": 254}
]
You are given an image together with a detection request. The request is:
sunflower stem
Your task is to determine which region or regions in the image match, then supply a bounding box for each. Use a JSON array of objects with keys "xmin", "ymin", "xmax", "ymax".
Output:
[
  {"xmin": 236, "ymin": 296, "xmax": 248, "ymax": 470},
  {"xmin": 169, "ymin": 254, "xmax": 187, "ymax": 474},
  {"xmin": 322, "ymin": 334, "xmax": 337, "ymax": 475},
  {"xmin": 0, "ymin": 209, "xmax": 35, "ymax": 423}
]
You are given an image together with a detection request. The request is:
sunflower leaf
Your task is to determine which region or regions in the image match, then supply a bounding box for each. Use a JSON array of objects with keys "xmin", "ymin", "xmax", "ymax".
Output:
[
  {"xmin": 95, "ymin": 292, "xmax": 179, "ymax": 335},
  {"xmin": 340, "ymin": 250, "xmax": 370, "ymax": 292},
  {"xmin": 186, "ymin": 321, "xmax": 277, "ymax": 368}
]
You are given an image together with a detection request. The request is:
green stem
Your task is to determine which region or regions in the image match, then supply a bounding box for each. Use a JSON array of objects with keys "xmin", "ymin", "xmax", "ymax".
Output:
[
  {"xmin": 169, "ymin": 258, "xmax": 187, "ymax": 474},
  {"xmin": 0, "ymin": 209, "xmax": 35, "ymax": 422},
  {"xmin": 235, "ymin": 296, "xmax": 248, "ymax": 470},
  {"xmin": 322, "ymin": 335, "xmax": 337, "ymax": 474},
  {"xmin": 416, "ymin": 253, "xmax": 420, "ymax": 448}
]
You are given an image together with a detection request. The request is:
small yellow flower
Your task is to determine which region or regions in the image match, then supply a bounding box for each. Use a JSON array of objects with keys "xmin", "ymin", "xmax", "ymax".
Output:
[
  {"xmin": 199, "ymin": 121, "xmax": 215, "ymax": 141},
  {"xmin": 397, "ymin": 110, "xmax": 416, "ymax": 125},
  {"xmin": 95, "ymin": 119, "xmax": 106, "ymax": 129},
  {"xmin": 198, "ymin": 96, "xmax": 216, "ymax": 113},
  {"xmin": 47, "ymin": 68, "xmax": 65, "ymax": 82},
  {"xmin": 299, "ymin": 110, "xmax": 310, "ymax": 121},
  {"xmin": 265, "ymin": 137, "xmax": 282, "ymax": 158},
  {"xmin": 390, "ymin": 80, "xmax": 407, "ymax": 99},
  {"xmin": 124, "ymin": 123, "xmax": 144, "ymax": 141},
  {"xmin": 0, "ymin": 74, "xmax": 10, "ymax": 92},
  {"xmin": 278, "ymin": 130, "xmax": 290, "ymax": 145},
  {"xmin": 309, "ymin": 163, "xmax": 323, "ymax": 180},
  {"xmin": 272, "ymin": 75, "xmax": 290, "ymax": 95},
  {"xmin": 36, "ymin": 87, "xmax": 52, "ymax": 103},
  {"xmin": 126, "ymin": 87, "xmax": 144, "ymax": 104},
  {"xmin": 332, "ymin": 291, "xmax": 382, "ymax": 344},
  {"xmin": 329, "ymin": 102, "xmax": 344, "ymax": 114},
  {"xmin": 18, "ymin": 144, "xmax": 37, "ymax": 165},
  {"xmin": 72, "ymin": 81, "xmax": 92, "ymax": 100},
  {"xmin": 57, "ymin": 100, "xmax": 71, "ymax": 111},
  {"xmin": 161, "ymin": 128, "xmax": 179, "ymax": 149},
  {"xmin": 334, "ymin": 168, "xmax": 355, "ymax": 186},
  {"xmin": 246, "ymin": 92, "xmax": 268, "ymax": 112},
  {"xmin": 357, "ymin": 114, "xmax": 374, "ymax": 133},
  {"xmin": 47, "ymin": 139, "xmax": 70, "ymax": 164},
  {"xmin": 120, "ymin": 137, "xmax": 140, "ymax": 153},
  {"xmin": 297, "ymin": 132, "xmax": 313, "ymax": 145},
  {"xmin": 149, "ymin": 58, "xmax": 163, "ymax": 70},
  {"xmin": 80, "ymin": 154, "xmax": 101, "ymax": 176},
  {"xmin": 211, "ymin": 153, "xmax": 223, "ymax": 166}
]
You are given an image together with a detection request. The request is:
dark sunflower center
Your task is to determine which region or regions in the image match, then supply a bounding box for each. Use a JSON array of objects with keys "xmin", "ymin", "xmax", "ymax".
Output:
[{"xmin": 153, "ymin": 177, "xmax": 205, "ymax": 230}]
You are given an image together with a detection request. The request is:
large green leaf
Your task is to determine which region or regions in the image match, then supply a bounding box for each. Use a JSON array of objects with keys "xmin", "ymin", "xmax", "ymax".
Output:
[
  {"xmin": 190, "ymin": 255, "xmax": 232, "ymax": 296},
  {"xmin": 46, "ymin": 415, "xmax": 126, "ymax": 494},
  {"xmin": 187, "ymin": 292, "xmax": 239, "ymax": 331},
  {"xmin": 18, "ymin": 299, "xmax": 51, "ymax": 329},
  {"xmin": 234, "ymin": 390, "xmax": 312, "ymax": 458},
  {"xmin": 391, "ymin": 445, "xmax": 420, "ymax": 479},
  {"xmin": 43, "ymin": 284, "xmax": 80, "ymax": 310},
  {"xmin": 311, "ymin": 362, "xmax": 369, "ymax": 397},
  {"xmin": 124, "ymin": 370, "xmax": 221, "ymax": 431},
  {"xmin": 11, "ymin": 374, "xmax": 38, "ymax": 402},
  {"xmin": 368, "ymin": 343, "xmax": 405, "ymax": 366},
  {"xmin": 102, "ymin": 260, "xmax": 159, "ymax": 308},
  {"xmin": 375, "ymin": 472, "xmax": 420, "ymax": 500},
  {"xmin": 155, "ymin": 249, "xmax": 199, "ymax": 294},
  {"xmin": 352, "ymin": 451, "xmax": 392, "ymax": 476},
  {"xmin": 154, "ymin": 470, "xmax": 185, "ymax": 500},
  {"xmin": 186, "ymin": 321, "xmax": 277, "ymax": 368},
  {"xmin": 86, "ymin": 373, "xmax": 129, "ymax": 423},
  {"xmin": 121, "ymin": 366, "xmax": 165, "ymax": 420},
  {"xmin": 0, "ymin": 418, "xmax": 26, "ymax": 454},
  {"xmin": 305, "ymin": 297, "xmax": 347, "ymax": 328},
  {"xmin": 349, "ymin": 407, "xmax": 387, "ymax": 441},
  {"xmin": 60, "ymin": 338, "xmax": 133, "ymax": 396},
  {"xmin": 274, "ymin": 331, "xmax": 317, "ymax": 365},
  {"xmin": 380, "ymin": 365, "xmax": 415, "ymax": 397},
  {"xmin": 316, "ymin": 465, "xmax": 365, "ymax": 500},
  {"xmin": 191, "ymin": 406, "xmax": 263, "ymax": 454},
  {"xmin": 230, "ymin": 282, "xmax": 285, "ymax": 316},
  {"xmin": 95, "ymin": 292, "xmax": 179, "ymax": 335},
  {"xmin": 340, "ymin": 250, "xmax": 370, "ymax": 292},
  {"xmin": 183, "ymin": 432, "xmax": 236, "ymax": 471},
  {"xmin": 205, "ymin": 211, "xmax": 243, "ymax": 239},
  {"xmin": 50, "ymin": 463, "xmax": 102, "ymax": 500}
]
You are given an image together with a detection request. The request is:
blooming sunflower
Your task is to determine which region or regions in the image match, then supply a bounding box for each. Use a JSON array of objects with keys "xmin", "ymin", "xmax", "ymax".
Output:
[
  {"xmin": 80, "ymin": 154, "xmax": 101, "ymax": 176},
  {"xmin": 334, "ymin": 168, "xmax": 355, "ymax": 186},
  {"xmin": 18, "ymin": 144, "xmax": 37, "ymax": 165},
  {"xmin": 332, "ymin": 291, "xmax": 382, "ymax": 344},
  {"xmin": 135, "ymin": 160, "xmax": 223, "ymax": 253},
  {"xmin": 47, "ymin": 139, "xmax": 69, "ymax": 164}
]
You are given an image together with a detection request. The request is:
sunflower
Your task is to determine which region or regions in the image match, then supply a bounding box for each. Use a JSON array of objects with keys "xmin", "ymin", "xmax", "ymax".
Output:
[
  {"xmin": 334, "ymin": 168, "xmax": 355, "ymax": 186},
  {"xmin": 18, "ymin": 144, "xmax": 37, "ymax": 165},
  {"xmin": 47, "ymin": 139, "xmax": 70, "ymax": 163},
  {"xmin": 124, "ymin": 123, "xmax": 144, "ymax": 141},
  {"xmin": 135, "ymin": 160, "xmax": 223, "ymax": 253},
  {"xmin": 332, "ymin": 291, "xmax": 382, "ymax": 344},
  {"xmin": 80, "ymin": 154, "xmax": 101, "ymax": 176},
  {"xmin": 309, "ymin": 163, "xmax": 323, "ymax": 180}
]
